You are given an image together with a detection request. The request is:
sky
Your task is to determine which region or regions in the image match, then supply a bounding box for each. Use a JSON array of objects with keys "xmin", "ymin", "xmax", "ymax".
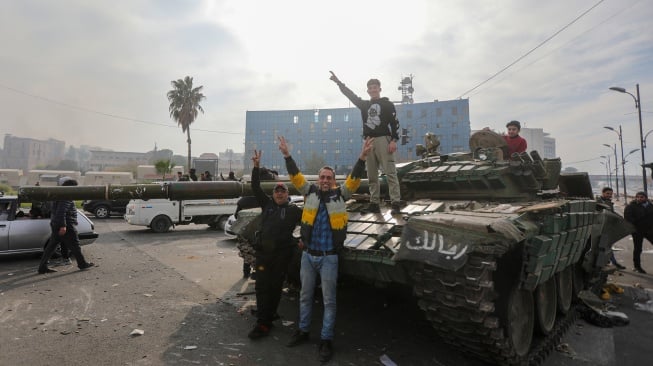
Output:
[{"xmin": 1, "ymin": 0, "xmax": 652, "ymax": 177}]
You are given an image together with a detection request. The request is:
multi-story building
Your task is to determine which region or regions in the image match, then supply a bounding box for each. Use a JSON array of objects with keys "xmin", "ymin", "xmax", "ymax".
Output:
[
  {"xmin": 518, "ymin": 127, "xmax": 556, "ymax": 159},
  {"xmin": 1, "ymin": 134, "xmax": 65, "ymax": 171},
  {"xmin": 245, "ymin": 99, "xmax": 470, "ymax": 174}
]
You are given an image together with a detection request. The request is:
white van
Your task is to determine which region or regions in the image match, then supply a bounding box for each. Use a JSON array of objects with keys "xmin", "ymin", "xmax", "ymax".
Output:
[{"xmin": 124, "ymin": 198, "xmax": 238, "ymax": 233}]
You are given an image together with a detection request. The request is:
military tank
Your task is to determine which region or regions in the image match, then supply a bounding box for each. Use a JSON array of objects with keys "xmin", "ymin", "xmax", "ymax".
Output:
[
  {"xmin": 228, "ymin": 131, "xmax": 632, "ymax": 365},
  {"xmin": 16, "ymin": 131, "xmax": 631, "ymax": 366}
]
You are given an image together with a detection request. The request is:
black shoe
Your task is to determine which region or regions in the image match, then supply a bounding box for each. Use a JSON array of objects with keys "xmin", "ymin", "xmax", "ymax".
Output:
[
  {"xmin": 634, "ymin": 267, "xmax": 647, "ymax": 274},
  {"xmin": 79, "ymin": 262, "xmax": 95, "ymax": 271},
  {"xmin": 366, "ymin": 203, "xmax": 380, "ymax": 213},
  {"xmin": 286, "ymin": 329, "xmax": 309, "ymax": 347},
  {"xmin": 247, "ymin": 324, "xmax": 270, "ymax": 339},
  {"xmin": 390, "ymin": 201, "xmax": 402, "ymax": 215},
  {"xmin": 250, "ymin": 271, "xmax": 257, "ymax": 281},
  {"xmin": 38, "ymin": 268, "xmax": 57, "ymax": 274},
  {"xmin": 318, "ymin": 339, "xmax": 333, "ymax": 362},
  {"xmin": 614, "ymin": 263, "xmax": 626, "ymax": 270}
]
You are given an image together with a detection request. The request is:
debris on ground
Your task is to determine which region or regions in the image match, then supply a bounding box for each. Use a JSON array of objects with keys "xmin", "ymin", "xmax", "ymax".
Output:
[{"xmin": 130, "ymin": 329, "xmax": 144, "ymax": 336}]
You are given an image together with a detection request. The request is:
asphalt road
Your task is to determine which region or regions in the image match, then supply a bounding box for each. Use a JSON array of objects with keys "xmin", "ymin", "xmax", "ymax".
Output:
[{"xmin": 0, "ymin": 217, "xmax": 651, "ymax": 366}]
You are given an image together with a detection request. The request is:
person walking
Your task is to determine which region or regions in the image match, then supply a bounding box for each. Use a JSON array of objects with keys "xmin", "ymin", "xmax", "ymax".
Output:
[
  {"xmin": 247, "ymin": 149, "xmax": 302, "ymax": 339},
  {"xmin": 280, "ymin": 135, "xmax": 372, "ymax": 362},
  {"xmin": 37, "ymin": 179, "xmax": 95, "ymax": 274},
  {"xmin": 624, "ymin": 191, "xmax": 653, "ymax": 274},
  {"xmin": 329, "ymin": 71, "xmax": 402, "ymax": 214},
  {"xmin": 596, "ymin": 187, "xmax": 626, "ymax": 270}
]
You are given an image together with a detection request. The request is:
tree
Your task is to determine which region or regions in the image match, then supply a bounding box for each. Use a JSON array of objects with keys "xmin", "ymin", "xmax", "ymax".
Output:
[
  {"xmin": 154, "ymin": 159, "xmax": 175, "ymax": 180},
  {"xmin": 304, "ymin": 152, "xmax": 327, "ymax": 175},
  {"xmin": 167, "ymin": 76, "xmax": 206, "ymax": 168}
]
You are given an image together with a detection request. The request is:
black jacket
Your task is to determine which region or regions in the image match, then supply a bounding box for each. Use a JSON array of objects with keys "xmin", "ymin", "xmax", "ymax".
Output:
[
  {"xmin": 251, "ymin": 167, "xmax": 302, "ymax": 253},
  {"xmin": 50, "ymin": 201, "xmax": 78, "ymax": 229},
  {"xmin": 624, "ymin": 199, "xmax": 653, "ymax": 233},
  {"xmin": 336, "ymin": 82, "xmax": 400, "ymax": 140}
]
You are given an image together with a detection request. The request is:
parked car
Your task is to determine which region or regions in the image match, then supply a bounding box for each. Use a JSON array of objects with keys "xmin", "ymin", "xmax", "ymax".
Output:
[
  {"xmin": 0, "ymin": 193, "xmax": 99, "ymax": 256},
  {"xmin": 82, "ymin": 199, "xmax": 130, "ymax": 219}
]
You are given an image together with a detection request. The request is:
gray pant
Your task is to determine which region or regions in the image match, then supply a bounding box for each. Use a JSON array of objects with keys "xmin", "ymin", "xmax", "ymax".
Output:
[{"xmin": 366, "ymin": 136, "xmax": 401, "ymax": 204}]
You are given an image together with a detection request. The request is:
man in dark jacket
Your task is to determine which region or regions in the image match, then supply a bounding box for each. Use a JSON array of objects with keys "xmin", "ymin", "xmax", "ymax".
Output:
[
  {"xmin": 247, "ymin": 150, "xmax": 302, "ymax": 339},
  {"xmin": 597, "ymin": 187, "xmax": 626, "ymax": 269},
  {"xmin": 624, "ymin": 191, "xmax": 653, "ymax": 273},
  {"xmin": 281, "ymin": 135, "xmax": 372, "ymax": 362},
  {"xmin": 329, "ymin": 71, "xmax": 402, "ymax": 214},
  {"xmin": 37, "ymin": 179, "xmax": 95, "ymax": 274}
]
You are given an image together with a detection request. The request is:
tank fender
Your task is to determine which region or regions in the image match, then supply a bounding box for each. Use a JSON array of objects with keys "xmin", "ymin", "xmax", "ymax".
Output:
[{"xmin": 395, "ymin": 212, "xmax": 523, "ymax": 271}]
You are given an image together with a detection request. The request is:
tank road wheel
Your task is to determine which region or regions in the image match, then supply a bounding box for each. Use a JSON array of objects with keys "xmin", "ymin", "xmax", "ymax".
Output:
[
  {"xmin": 556, "ymin": 266, "xmax": 573, "ymax": 314},
  {"xmin": 534, "ymin": 278, "xmax": 557, "ymax": 335},
  {"xmin": 505, "ymin": 286, "xmax": 535, "ymax": 357},
  {"xmin": 150, "ymin": 215, "xmax": 172, "ymax": 233}
]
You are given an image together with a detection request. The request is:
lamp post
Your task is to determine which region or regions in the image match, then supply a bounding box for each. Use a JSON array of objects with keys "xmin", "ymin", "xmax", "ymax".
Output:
[
  {"xmin": 602, "ymin": 142, "xmax": 620, "ymax": 200},
  {"xmin": 604, "ymin": 125, "xmax": 626, "ymax": 200},
  {"xmin": 600, "ymin": 161, "xmax": 610, "ymax": 189},
  {"xmin": 623, "ymin": 148, "xmax": 641, "ymax": 199},
  {"xmin": 645, "ymin": 129, "xmax": 653, "ymax": 148},
  {"xmin": 609, "ymin": 84, "xmax": 647, "ymax": 195},
  {"xmin": 600, "ymin": 155, "xmax": 613, "ymax": 189}
]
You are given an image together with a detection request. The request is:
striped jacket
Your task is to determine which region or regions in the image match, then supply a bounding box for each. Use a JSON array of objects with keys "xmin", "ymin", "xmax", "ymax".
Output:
[{"xmin": 285, "ymin": 156, "xmax": 366, "ymax": 249}]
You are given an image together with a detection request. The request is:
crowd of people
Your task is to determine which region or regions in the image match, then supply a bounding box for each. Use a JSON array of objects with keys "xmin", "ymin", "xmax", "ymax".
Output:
[{"xmin": 32, "ymin": 71, "xmax": 652, "ymax": 364}]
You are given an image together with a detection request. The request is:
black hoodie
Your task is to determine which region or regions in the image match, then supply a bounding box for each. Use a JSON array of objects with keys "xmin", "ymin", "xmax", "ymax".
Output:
[{"xmin": 335, "ymin": 82, "xmax": 400, "ymax": 140}]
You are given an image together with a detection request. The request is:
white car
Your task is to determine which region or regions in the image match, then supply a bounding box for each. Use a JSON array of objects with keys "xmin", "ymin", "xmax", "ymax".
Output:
[{"xmin": 0, "ymin": 193, "xmax": 98, "ymax": 256}]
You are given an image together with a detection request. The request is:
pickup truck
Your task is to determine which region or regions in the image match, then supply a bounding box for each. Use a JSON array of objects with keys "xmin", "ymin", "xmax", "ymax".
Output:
[{"xmin": 124, "ymin": 198, "xmax": 238, "ymax": 233}]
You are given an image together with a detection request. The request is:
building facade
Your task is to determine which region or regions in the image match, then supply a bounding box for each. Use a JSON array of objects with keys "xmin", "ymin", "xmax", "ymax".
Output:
[
  {"xmin": 244, "ymin": 99, "xmax": 470, "ymax": 174},
  {"xmin": 1, "ymin": 134, "xmax": 65, "ymax": 172},
  {"xmin": 518, "ymin": 127, "xmax": 556, "ymax": 159}
]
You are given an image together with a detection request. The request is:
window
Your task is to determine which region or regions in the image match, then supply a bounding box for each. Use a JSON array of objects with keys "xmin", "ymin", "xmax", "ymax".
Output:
[
  {"xmin": 327, "ymin": 115, "xmax": 332, "ymax": 123},
  {"xmin": 436, "ymin": 123, "xmax": 441, "ymax": 128},
  {"xmin": 452, "ymin": 107, "xmax": 458, "ymax": 115},
  {"xmin": 293, "ymin": 115, "xmax": 299, "ymax": 124},
  {"xmin": 314, "ymin": 109, "xmax": 319, "ymax": 122},
  {"xmin": 420, "ymin": 109, "xmax": 427, "ymax": 118},
  {"xmin": 436, "ymin": 108, "xmax": 442, "ymax": 117},
  {"xmin": 406, "ymin": 110, "xmax": 413, "ymax": 118},
  {"xmin": 344, "ymin": 114, "xmax": 349, "ymax": 122}
]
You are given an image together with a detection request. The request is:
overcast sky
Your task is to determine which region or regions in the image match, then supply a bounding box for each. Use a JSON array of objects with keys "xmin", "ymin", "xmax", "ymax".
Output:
[{"xmin": 1, "ymin": 0, "xmax": 651, "ymax": 176}]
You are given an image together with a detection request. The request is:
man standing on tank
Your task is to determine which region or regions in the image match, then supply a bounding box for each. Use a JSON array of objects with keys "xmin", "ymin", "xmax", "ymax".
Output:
[
  {"xmin": 329, "ymin": 71, "xmax": 402, "ymax": 214},
  {"xmin": 247, "ymin": 150, "xmax": 302, "ymax": 339},
  {"xmin": 624, "ymin": 191, "xmax": 653, "ymax": 274},
  {"xmin": 280, "ymin": 135, "xmax": 372, "ymax": 362}
]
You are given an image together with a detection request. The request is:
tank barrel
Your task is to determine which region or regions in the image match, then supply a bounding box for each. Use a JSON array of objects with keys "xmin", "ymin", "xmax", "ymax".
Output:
[{"xmin": 17, "ymin": 179, "xmax": 371, "ymax": 202}]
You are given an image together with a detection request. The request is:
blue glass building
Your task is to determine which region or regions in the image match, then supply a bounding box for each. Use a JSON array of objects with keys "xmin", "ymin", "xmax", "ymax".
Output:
[{"xmin": 244, "ymin": 99, "xmax": 470, "ymax": 174}]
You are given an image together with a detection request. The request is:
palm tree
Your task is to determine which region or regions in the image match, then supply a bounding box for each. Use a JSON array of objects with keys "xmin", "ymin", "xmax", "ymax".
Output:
[
  {"xmin": 167, "ymin": 76, "xmax": 206, "ymax": 168},
  {"xmin": 154, "ymin": 159, "xmax": 175, "ymax": 180}
]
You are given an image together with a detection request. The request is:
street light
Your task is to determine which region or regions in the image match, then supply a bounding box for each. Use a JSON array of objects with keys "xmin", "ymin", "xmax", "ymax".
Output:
[
  {"xmin": 645, "ymin": 129, "xmax": 653, "ymax": 148},
  {"xmin": 602, "ymin": 142, "xmax": 620, "ymax": 200},
  {"xmin": 604, "ymin": 125, "xmax": 626, "ymax": 200},
  {"xmin": 600, "ymin": 155, "xmax": 612, "ymax": 189},
  {"xmin": 600, "ymin": 161, "xmax": 610, "ymax": 188},
  {"xmin": 623, "ymin": 148, "xmax": 640, "ymax": 197},
  {"xmin": 609, "ymin": 84, "xmax": 647, "ymax": 195}
]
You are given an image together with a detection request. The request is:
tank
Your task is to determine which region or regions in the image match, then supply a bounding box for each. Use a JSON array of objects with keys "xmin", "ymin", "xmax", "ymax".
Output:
[
  {"xmin": 230, "ymin": 131, "xmax": 633, "ymax": 365},
  {"xmin": 16, "ymin": 131, "xmax": 632, "ymax": 365}
]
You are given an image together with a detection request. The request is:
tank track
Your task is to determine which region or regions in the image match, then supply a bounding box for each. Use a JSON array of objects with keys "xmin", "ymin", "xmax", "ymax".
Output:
[{"xmin": 412, "ymin": 252, "xmax": 580, "ymax": 366}]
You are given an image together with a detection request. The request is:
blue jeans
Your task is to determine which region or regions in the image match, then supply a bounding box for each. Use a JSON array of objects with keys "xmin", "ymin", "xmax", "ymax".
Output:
[{"xmin": 298, "ymin": 251, "xmax": 338, "ymax": 340}]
